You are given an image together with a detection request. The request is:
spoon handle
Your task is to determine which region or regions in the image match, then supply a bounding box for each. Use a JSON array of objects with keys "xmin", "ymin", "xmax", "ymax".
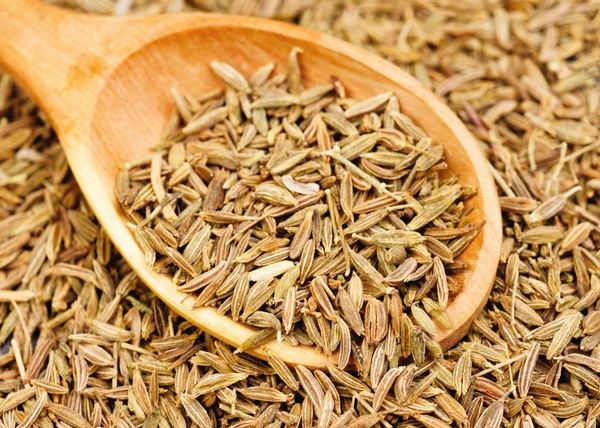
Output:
[
  {"xmin": 0, "ymin": 1, "xmax": 112, "ymax": 118},
  {"xmin": 0, "ymin": 0, "xmax": 214, "ymax": 136}
]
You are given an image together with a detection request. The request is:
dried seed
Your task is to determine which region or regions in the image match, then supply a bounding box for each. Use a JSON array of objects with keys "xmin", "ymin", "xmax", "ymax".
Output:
[{"xmin": 210, "ymin": 61, "xmax": 249, "ymax": 92}]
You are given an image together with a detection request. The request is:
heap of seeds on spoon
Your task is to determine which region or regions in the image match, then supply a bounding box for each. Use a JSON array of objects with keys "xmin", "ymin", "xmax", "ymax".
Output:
[{"xmin": 116, "ymin": 48, "xmax": 482, "ymax": 369}]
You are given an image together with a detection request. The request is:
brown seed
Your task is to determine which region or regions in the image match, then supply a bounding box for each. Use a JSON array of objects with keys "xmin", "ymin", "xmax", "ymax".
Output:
[
  {"xmin": 309, "ymin": 276, "xmax": 337, "ymax": 321},
  {"xmin": 48, "ymin": 403, "xmax": 92, "ymax": 428},
  {"xmin": 337, "ymin": 318, "xmax": 351, "ymax": 370},
  {"xmin": 192, "ymin": 373, "xmax": 249, "ymax": 397},
  {"xmin": 266, "ymin": 350, "xmax": 299, "ymax": 391},
  {"xmin": 336, "ymin": 287, "xmax": 364, "ymax": 336},
  {"xmin": 326, "ymin": 364, "xmax": 369, "ymax": 391},
  {"xmin": 180, "ymin": 394, "xmax": 212, "ymax": 428},
  {"xmin": 296, "ymin": 365, "xmax": 325, "ymax": 412},
  {"xmin": 0, "ymin": 387, "xmax": 37, "ymax": 412},
  {"xmin": 348, "ymin": 249, "xmax": 384, "ymax": 290},
  {"xmin": 372, "ymin": 367, "xmax": 402, "ymax": 411},
  {"xmin": 433, "ymin": 256, "xmax": 448, "ymax": 309},
  {"xmin": 179, "ymin": 260, "xmax": 226, "ymax": 293},
  {"xmin": 454, "ymin": 348, "xmax": 473, "ymax": 396},
  {"xmin": 365, "ymin": 298, "xmax": 388, "ymax": 344},
  {"xmin": 518, "ymin": 342, "xmax": 540, "ymax": 398},
  {"xmin": 344, "ymin": 92, "xmax": 392, "ymax": 118},
  {"xmin": 290, "ymin": 209, "xmax": 314, "ymax": 259},
  {"xmin": 473, "ymin": 402, "xmax": 504, "ymax": 428},
  {"xmin": 384, "ymin": 257, "xmax": 418, "ymax": 285},
  {"xmin": 210, "ymin": 61, "xmax": 249, "ymax": 92}
]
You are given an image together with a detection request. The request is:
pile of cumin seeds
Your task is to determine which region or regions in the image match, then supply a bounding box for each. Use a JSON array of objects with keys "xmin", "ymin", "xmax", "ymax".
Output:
[
  {"xmin": 116, "ymin": 51, "xmax": 482, "ymax": 368},
  {"xmin": 1, "ymin": 0, "xmax": 600, "ymax": 426}
]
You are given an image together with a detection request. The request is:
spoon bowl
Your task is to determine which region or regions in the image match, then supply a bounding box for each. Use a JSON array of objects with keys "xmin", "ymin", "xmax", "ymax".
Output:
[{"xmin": 0, "ymin": 0, "xmax": 502, "ymax": 368}]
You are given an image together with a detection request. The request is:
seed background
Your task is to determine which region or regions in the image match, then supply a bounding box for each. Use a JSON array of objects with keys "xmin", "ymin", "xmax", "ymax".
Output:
[{"xmin": 1, "ymin": 0, "xmax": 599, "ymax": 427}]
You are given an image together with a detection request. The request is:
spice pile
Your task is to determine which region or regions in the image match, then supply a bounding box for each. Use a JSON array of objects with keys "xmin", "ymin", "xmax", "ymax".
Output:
[
  {"xmin": 1, "ymin": 0, "xmax": 600, "ymax": 427},
  {"xmin": 118, "ymin": 53, "xmax": 481, "ymax": 370}
]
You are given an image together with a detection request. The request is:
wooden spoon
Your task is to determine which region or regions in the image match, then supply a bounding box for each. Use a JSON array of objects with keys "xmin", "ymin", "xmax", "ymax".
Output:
[{"xmin": 0, "ymin": 0, "xmax": 502, "ymax": 369}]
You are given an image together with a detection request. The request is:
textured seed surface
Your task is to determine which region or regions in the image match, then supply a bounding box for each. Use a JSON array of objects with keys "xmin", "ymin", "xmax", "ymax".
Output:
[
  {"xmin": 116, "ymin": 43, "xmax": 476, "ymax": 379},
  {"xmin": 2, "ymin": 1, "xmax": 600, "ymax": 427}
]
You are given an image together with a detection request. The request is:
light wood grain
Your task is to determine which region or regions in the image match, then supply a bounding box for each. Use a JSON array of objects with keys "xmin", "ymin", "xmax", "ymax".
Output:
[{"xmin": 0, "ymin": 0, "xmax": 502, "ymax": 368}]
